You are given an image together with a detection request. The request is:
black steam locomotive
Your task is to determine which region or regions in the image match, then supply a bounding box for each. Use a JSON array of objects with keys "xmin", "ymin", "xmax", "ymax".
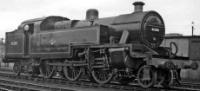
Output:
[{"xmin": 3, "ymin": 2, "xmax": 180, "ymax": 88}]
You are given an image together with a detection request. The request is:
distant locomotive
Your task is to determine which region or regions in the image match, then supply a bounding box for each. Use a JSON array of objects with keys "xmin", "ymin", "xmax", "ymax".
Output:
[{"xmin": 3, "ymin": 1, "xmax": 180, "ymax": 88}]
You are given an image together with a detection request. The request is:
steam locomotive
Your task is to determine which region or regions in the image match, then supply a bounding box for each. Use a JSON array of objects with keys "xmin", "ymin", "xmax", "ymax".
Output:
[{"xmin": 3, "ymin": 1, "xmax": 180, "ymax": 88}]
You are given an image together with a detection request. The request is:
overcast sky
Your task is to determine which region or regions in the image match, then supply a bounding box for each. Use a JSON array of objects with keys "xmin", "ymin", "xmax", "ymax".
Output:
[{"xmin": 0, "ymin": 0, "xmax": 199, "ymax": 38}]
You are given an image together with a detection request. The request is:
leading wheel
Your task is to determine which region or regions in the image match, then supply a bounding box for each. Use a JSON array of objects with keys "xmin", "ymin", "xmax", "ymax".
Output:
[
  {"xmin": 137, "ymin": 65, "xmax": 157, "ymax": 88},
  {"xmin": 63, "ymin": 66, "xmax": 83, "ymax": 81},
  {"xmin": 40, "ymin": 61, "xmax": 55, "ymax": 78},
  {"xmin": 158, "ymin": 70, "xmax": 179, "ymax": 87}
]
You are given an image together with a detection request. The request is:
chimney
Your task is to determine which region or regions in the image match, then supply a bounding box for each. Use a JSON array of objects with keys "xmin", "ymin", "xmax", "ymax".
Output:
[
  {"xmin": 86, "ymin": 9, "xmax": 99, "ymax": 21},
  {"xmin": 133, "ymin": 1, "xmax": 145, "ymax": 12}
]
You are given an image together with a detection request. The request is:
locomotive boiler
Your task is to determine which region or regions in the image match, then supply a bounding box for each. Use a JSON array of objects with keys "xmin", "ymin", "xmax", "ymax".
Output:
[{"xmin": 3, "ymin": 1, "xmax": 179, "ymax": 88}]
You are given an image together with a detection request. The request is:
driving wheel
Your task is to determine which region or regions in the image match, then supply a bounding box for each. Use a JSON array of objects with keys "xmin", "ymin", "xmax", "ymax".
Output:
[
  {"xmin": 91, "ymin": 54, "xmax": 114, "ymax": 84},
  {"xmin": 63, "ymin": 65, "xmax": 83, "ymax": 81}
]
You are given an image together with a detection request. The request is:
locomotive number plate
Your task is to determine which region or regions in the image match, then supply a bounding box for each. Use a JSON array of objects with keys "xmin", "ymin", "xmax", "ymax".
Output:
[{"xmin": 151, "ymin": 28, "xmax": 159, "ymax": 32}]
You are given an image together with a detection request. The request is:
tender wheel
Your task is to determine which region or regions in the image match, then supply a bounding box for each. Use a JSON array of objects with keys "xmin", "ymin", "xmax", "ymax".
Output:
[
  {"xmin": 40, "ymin": 61, "xmax": 55, "ymax": 78},
  {"xmin": 137, "ymin": 65, "xmax": 157, "ymax": 88},
  {"xmin": 13, "ymin": 62, "xmax": 21, "ymax": 76},
  {"xmin": 63, "ymin": 66, "xmax": 83, "ymax": 81}
]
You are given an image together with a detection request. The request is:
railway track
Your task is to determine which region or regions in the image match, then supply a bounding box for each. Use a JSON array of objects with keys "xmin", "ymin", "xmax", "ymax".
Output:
[
  {"xmin": 0, "ymin": 69, "xmax": 199, "ymax": 91},
  {"xmin": 176, "ymin": 82, "xmax": 200, "ymax": 90}
]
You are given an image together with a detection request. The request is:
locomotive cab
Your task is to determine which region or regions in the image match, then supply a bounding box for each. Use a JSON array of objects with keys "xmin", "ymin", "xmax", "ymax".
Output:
[{"xmin": 4, "ymin": 17, "xmax": 45, "ymax": 61}]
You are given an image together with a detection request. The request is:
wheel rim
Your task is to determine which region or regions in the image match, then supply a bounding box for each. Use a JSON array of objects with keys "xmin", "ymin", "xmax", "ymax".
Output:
[
  {"xmin": 40, "ymin": 61, "xmax": 55, "ymax": 78},
  {"xmin": 91, "ymin": 68, "xmax": 113, "ymax": 84},
  {"xmin": 137, "ymin": 65, "xmax": 157, "ymax": 88},
  {"xmin": 63, "ymin": 66, "xmax": 83, "ymax": 81}
]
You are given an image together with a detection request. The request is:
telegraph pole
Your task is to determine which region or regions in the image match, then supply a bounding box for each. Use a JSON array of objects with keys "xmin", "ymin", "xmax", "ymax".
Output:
[
  {"xmin": 0, "ymin": 38, "xmax": 3, "ymax": 45},
  {"xmin": 192, "ymin": 21, "xmax": 194, "ymax": 36}
]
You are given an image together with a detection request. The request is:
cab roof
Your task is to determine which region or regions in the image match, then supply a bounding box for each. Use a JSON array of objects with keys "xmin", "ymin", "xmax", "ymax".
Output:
[{"xmin": 22, "ymin": 17, "xmax": 46, "ymax": 24}]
